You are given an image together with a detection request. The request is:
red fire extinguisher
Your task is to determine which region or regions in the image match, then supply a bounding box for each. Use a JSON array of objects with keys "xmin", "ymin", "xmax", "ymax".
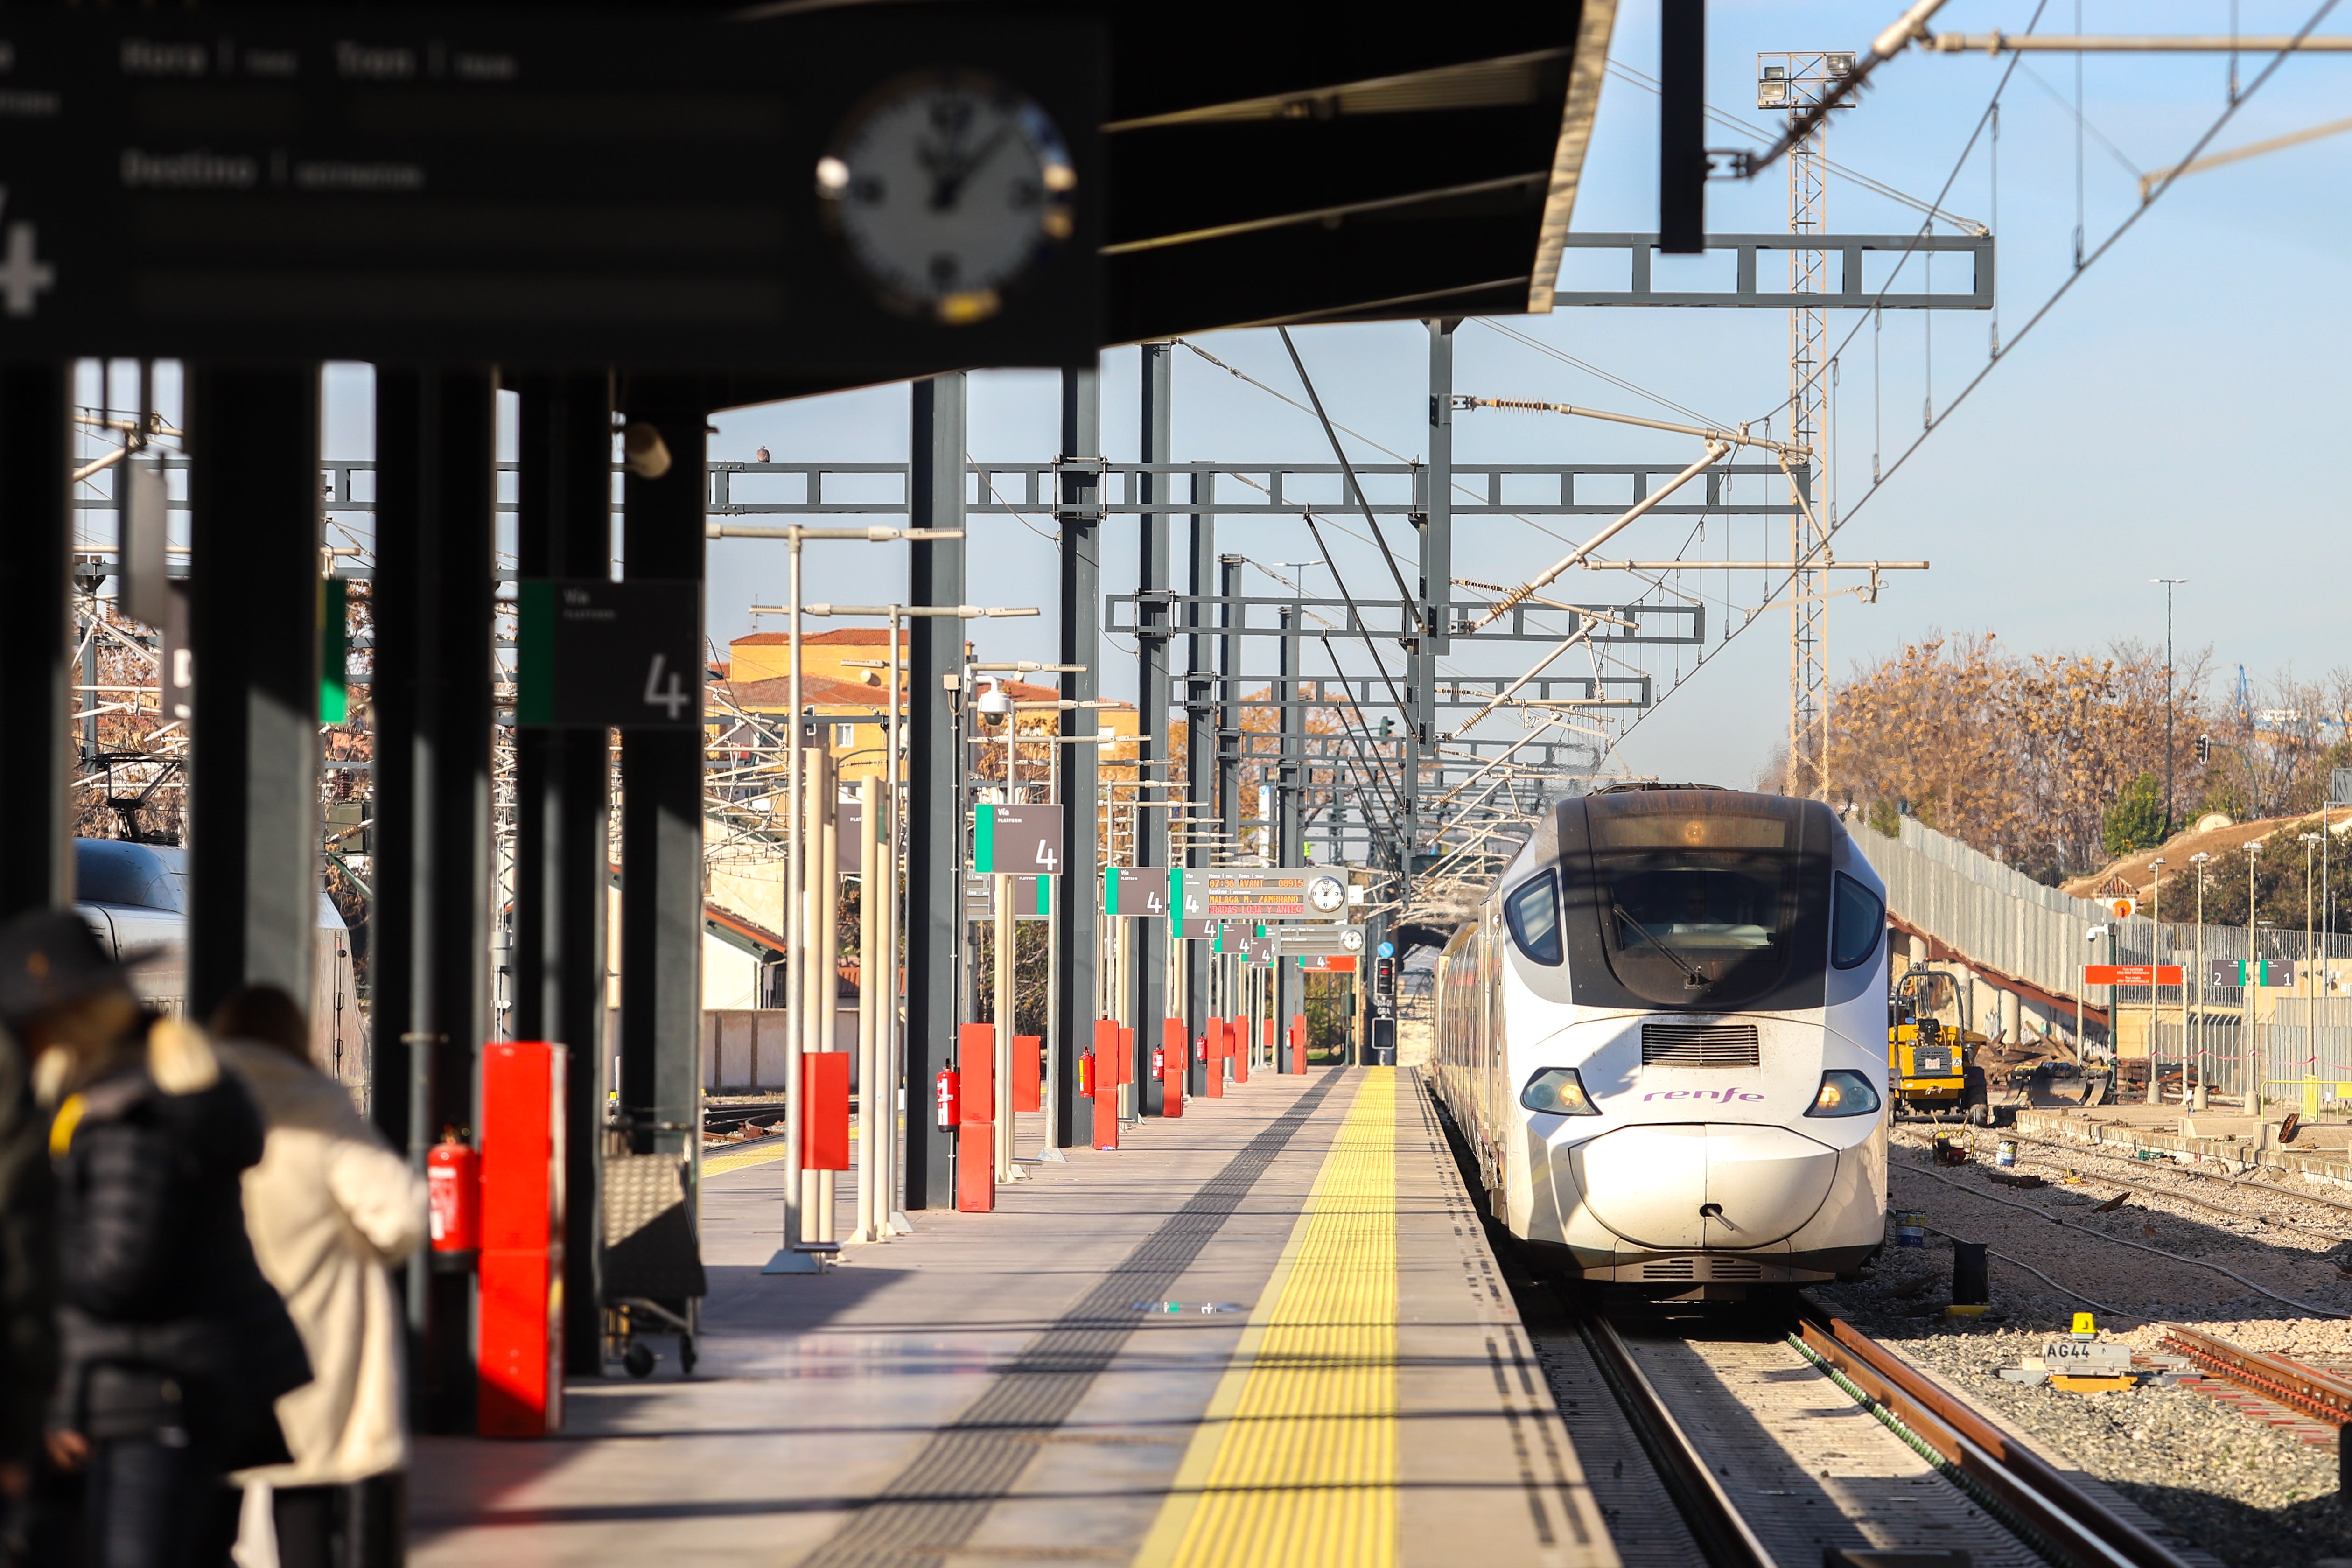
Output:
[
  {"xmin": 1078, "ymin": 1052, "xmax": 1096, "ymax": 1098},
  {"xmin": 426, "ymin": 1127, "xmax": 479, "ymax": 1253},
  {"xmin": 935, "ymin": 1069, "xmax": 961, "ymax": 1130}
]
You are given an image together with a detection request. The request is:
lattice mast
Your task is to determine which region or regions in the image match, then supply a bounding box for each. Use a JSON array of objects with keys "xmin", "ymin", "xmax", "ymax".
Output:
[{"xmin": 1759, "ymin": 52, "xmax": 1850, "ymax": 800}]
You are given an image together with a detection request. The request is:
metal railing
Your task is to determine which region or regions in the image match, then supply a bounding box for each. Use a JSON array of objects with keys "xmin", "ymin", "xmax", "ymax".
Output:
[{"xmin": 1855, "ymin": 816, "xmax": 2352, "ymax": 1104}]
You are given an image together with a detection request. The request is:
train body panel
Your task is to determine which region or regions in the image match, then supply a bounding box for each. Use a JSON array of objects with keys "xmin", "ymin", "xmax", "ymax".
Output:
[
  {"xmin": 1434, "ymin": 786, "xmax": 1890, "ymax": 1296},
  {"xmin": 72, "ymin": 840, "xmax": 365, "ymax": 1105}
]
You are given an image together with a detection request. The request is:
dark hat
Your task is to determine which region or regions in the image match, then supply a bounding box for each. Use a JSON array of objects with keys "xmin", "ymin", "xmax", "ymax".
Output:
[{"xmin": 0, "ymin": 907, "xmax": 134, "ymax": 1030}]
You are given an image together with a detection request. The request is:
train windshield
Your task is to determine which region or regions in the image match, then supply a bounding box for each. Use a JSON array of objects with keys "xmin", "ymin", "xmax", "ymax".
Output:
[{"xmin": 1585, "ymin": 800, "xmax": 1800, "ymax": 1006}]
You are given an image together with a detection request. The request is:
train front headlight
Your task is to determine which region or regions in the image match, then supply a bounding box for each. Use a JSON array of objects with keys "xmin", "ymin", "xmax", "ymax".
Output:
[
  {"xmin": 1519, "ymin": 1067, "xmax": 1600, "ymax": 1117},
  {"xmin": 1805, "ymin": 1069, "xmax": 1883, "ymax": 1118}
]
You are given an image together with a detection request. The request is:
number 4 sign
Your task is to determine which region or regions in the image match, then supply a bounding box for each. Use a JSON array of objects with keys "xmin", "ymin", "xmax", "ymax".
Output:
[
  {"xmin": 973, "ymin": 804, "xmax": 1064, "ymax": 875},
  {"xmin": 518, "ymin": 579, "xmax": 702, "ymax": 730}
]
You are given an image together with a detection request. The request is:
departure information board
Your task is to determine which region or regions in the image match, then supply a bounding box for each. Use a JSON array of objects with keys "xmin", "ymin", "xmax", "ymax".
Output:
[
  {"xmin": 1191, "ymin": 868, "xmax": 1350, "ymax": 924},
  {"xmin": 0, "ymin": 8, "xmax": 1102, "ymax": 367}
]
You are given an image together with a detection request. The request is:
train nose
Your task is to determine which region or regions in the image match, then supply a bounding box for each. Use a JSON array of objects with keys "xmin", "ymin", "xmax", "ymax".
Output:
[{"xmin": 1566, "ymin": 1124, "xmax": 1838, "ymax": 1250}]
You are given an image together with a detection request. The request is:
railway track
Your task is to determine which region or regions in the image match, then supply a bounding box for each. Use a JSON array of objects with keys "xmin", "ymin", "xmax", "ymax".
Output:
[
  {"xmin": 1561, "ymin": 1299, "xmax": 2205, "ymax": 1568},
  {"xmin": 2157, "ymin": 1322, "xmax": 2352, "ymax": 1487}
]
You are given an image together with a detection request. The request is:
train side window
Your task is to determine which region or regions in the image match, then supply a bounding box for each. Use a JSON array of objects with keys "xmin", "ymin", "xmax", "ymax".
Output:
[
  {"xmin": 1830, "ymin": 873, "xmax": 1884, "ymax": 970},
  {"xmin": 1504, "ymin": 873, "xmax": 1562, "ymax": 966}
]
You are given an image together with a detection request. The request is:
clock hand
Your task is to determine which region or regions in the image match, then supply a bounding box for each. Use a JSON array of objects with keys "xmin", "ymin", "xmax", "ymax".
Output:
[{"xmin": 925, "ymin": 122, "xmax": 1015, "ymax": 211}]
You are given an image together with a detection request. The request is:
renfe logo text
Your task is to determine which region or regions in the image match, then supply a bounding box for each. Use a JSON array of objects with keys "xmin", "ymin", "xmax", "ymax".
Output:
[{"xmin": 1643, "ymin": 1087, "xmax": 1764, "ymax": 1101}]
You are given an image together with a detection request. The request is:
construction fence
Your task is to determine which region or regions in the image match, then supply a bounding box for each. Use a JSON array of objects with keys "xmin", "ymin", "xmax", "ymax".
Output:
[{"xmin": 1854, "ymin": 815, "xmax": 2352, "ymax": 1100}]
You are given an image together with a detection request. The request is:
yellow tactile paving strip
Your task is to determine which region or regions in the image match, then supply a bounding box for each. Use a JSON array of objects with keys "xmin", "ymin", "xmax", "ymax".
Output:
[{"xmin": 1137, "ymin": 1068, "xmax": 1399, "ymax": 1568}]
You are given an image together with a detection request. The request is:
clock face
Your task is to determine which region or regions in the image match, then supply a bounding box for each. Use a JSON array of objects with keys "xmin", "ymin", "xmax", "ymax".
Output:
[
  {"xmin": 816, "ymin": 72, "xmax": 1076, "ymax": 326},
  {"xmin": 1340, "ymin": 927, "xmax": 1364, "ymax": 952},
  {"xmin": 1308, "ymin": 876, "xmax": 1346, "ymax": 914}
]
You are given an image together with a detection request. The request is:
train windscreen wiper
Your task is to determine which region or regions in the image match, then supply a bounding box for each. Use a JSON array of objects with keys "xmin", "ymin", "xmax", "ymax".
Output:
[{"xmin": 1611, "ymin": 902, "xmax": 1709, "ymax": 989}]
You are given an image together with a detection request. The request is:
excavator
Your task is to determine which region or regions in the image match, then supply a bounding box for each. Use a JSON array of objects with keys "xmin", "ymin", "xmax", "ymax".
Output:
[{"xmin": 1888, "ymin": 964, "xmax": 1993, "ymax": 1122}]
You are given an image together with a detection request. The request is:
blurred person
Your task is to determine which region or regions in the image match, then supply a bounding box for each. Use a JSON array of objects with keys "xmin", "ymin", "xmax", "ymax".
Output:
[
  {"xmin": 0, "ymin": 990, "xmax": 56, "ymax": 1561},
  {"xmin": 210, "ymin": 986, "xmax": 423, "ymax": 1568},
  {"xmin": 7, "ymin": 909, "xmax": 309, "ymax": 1568}
]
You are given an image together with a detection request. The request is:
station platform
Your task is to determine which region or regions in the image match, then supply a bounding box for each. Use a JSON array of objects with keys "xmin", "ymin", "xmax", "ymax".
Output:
[{"xmin": 410, "ymin": 1066, "xmax": 1615, "ymax": 1568}]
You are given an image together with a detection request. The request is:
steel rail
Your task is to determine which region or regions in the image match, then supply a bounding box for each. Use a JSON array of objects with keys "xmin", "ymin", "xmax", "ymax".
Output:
[
  {"xmin": 1574, "ymin": 1311, "xmax": 1777, "ymax": 1568},
  {"xmin": 2159, "ymin": 1321, "xmax": 2352, "ymax": 1433},
  {"xmin": 1793, "ymin": 1311, "xmax": 2198, "ymax": 1568}
]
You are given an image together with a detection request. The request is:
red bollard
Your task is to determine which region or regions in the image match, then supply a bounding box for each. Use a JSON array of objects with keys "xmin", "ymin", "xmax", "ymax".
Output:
[
  {"xmin": 1203, "ymin": 1021, "xmax": 1224, "ymax": 1099},
  {"xmin": 1290, "ymin": 1014, "xmax": 1307, "ymax": 1075},
  {"xmin": 957, "ymin": 1023, "xmax": 995, "ymax": 1213},
  {"xmin": 479, "ymin": 1041, "xmax": 567, "ymax": 1438},
  {"xmin": 1233, "ymin": 1017, "xmax": 1250, "ymax": 1085},
  {"xmin": 1092, "ymin": 1019, "xmax": 1120, "ymax": 1149},
  {"xmin": 1012, "ymin": 1033, "xmax": 1043, "ymax": 1113},
  {"xmin": 801, "ymin": 1052, "xmax": 850, "ymax": 1170},
  {"xmin": 1162, "ymin": 1019, "xmax": 1185, "ymax": 1118}
]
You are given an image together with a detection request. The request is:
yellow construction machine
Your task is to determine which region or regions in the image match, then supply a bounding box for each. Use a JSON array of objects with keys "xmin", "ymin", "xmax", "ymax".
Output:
[{"xmin": 1888, "ymin": 965, "xmax": 1992, "ymax": 1121}]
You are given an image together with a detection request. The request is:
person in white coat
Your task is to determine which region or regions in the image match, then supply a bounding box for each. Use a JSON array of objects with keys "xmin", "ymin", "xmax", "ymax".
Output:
[{"xmin": 211, "ymin": 985, "xmax": 426, "ymax": 1568}]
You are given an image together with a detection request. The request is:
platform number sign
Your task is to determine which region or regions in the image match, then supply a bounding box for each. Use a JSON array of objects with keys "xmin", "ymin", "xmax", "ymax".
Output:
[
  {"xmin": 973, "ymin": 804, "xmax": 1063, "ymax": 875},
  {"xmin": 1103, "ymin": 865, "xmax": 1166, "ymax": 917},
  {"xmin": 518, "ymin": 580, "xmax": 702, "ymax": 730}
]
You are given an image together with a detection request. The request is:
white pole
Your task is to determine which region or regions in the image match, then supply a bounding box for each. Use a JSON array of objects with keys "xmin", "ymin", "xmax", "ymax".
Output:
[
  {"xmin": 886, "ymin": 608, "xmax": 911, "ymax": 1234},
  {"xmin": 1043, "ymin": 721, "xmax": 1064, "ymax": 1162},
  {"xmin": 995, "ymin": 870, "xmax": 1016, "ymax": 1180},
  {"xmin": 815, "ymin": 750, "xmax": 840, "ymax": 1239},
  {"xmin": 854, "ymin": 774, "xmax": 882, "ymax": 1243},
  {"xmin": 782, "ymin": 533, "xmax": 805, "ymax": 1246}
]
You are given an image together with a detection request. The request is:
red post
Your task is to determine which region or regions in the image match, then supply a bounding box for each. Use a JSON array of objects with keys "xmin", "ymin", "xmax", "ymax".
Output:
[
  {"xmin": 1203, "ymin": 1020, "xmax": 1224, "ymax": 1099},
  {"xmin": 1161, "ymin": 1019, "xmax": 1185, "ymax": 1118},
  {"xmin": 1290, "ymin": 1014, "xmax": 1307, "ymax": 1074},
  {"xmin": 801, "ymin": 1052, "xmax": 850, "ymax": 1170},
  {"xmin": 957, "ymin": 1023, "xmax": 995, "ymax": 1212},
  {"xmin": 1092, "ymin": 1019, "xmax": 1120, "ymax": 1149},
  {"xmin": 1012, "ymin": 1033, "xmax": 1043, "ymax": 1113},
  {"xmin": 1232, "ymin": 1016, "xmax": 1250, "ymax": 1084},
  {"xmin": 1118, "ymin": 1025, "xmax": 1134, "ymax": 1085},
  {"xmin": 478, "ymin": 1041, "xmax": 567, "ymax": 1438}
]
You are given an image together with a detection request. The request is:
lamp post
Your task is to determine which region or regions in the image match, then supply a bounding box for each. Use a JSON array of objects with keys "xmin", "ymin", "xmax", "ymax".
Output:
[
  {"xmin": 799, "ymin": 602, "xmax": 1037, "ymax": 1220},
  {"xmin": 2146, "ymin": 858, "xmax": 2164, "ymax": 1104},
  {"xmin": 2153, "ymin": 577, "xmax": 2188, "ymax": 836},
  {"xmin": 737, "ymin": 526, "xmax": 961, "ymax": 1275},
  {"xmin": 749, "ymin": 586, "xmax": 1030, "ymax": 1260},
  {"xmin": 2189, "ymin": 851, "xmax": 2210, "ymax": 1111}
]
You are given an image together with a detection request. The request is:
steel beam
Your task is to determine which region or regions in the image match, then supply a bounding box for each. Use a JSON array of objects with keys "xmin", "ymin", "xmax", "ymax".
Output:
[
  {"xmin": 704, "ymin": 458, "xmax": 1799, "ymax": 519},
  {"xmin": 1183, "ymin": 469, "xmax": 1215, "ymax": 1095},
  {"xmin": 1276, "ymin": 603, "xmax": 1302, "ymax": 1066},
  {"xmin": 906, "ymin": 373, "xmax": 966, "ymax": 1204},
  {"xmin": 0, "ymin": 365, "xmax": 70, "ymax": 920},
  {"xmin": 618, "ymin": 384, "xmax": 705, "ymax": 1191},
  {"xmin": 1550, "ymin": 231, "xmax": 1993, "ymax": 309},
  {"xmin": 1216, "ymin": 553, "xmax": 1242, "ymax": 869},
  {"xmin": 1107, "ymin": 593, "xmax": 1702, "ymax": 644},
  {"xmin": 187, "ymin": 367, "xmax": 325, "ymax": 1020},
  {"xmin": 1053, "ymin": 366, "xmax": 1101, "ymax": 1150},
  {"xmin": 369, "ymin": 367, "xmax": 493, "ymax": 1434},
  {"xmin": 512, "ymin": 370, "xmax": 614, "ymax": 1377},
  {"xmin": 1134, "ymin": 344, "xmax": 1171, "ymax": 1113}
]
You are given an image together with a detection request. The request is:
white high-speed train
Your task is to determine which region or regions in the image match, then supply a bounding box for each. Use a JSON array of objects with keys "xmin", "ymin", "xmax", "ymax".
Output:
[{"xmin": 1432, "ymin": 784, "xmax": 1890, "ymax": 1298}]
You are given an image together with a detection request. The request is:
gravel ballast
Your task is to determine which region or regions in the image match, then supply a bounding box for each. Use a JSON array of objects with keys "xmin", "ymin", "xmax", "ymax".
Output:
[{"xmin": 1815, "ymin": 1131, "xmax": 2352, "ymax": 1568}]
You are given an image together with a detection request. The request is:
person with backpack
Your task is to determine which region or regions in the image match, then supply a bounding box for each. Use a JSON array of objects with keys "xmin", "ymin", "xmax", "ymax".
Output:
[{"xmin": 5, "ymin": 910, "xmax": 310, "ymax": 1568}]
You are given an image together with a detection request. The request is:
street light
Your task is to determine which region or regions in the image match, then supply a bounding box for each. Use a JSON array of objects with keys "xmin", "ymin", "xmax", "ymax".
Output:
[
  {"xmin": 2189, "ymin": 850, "xmax": 2211, "ymax": 1111},
  {"xmin": 2153, "ymin": 578, "xmax": 2188, "ymax": 835},
  {"xmin": 779, "ymin": 600, "xmax": 1042, "ymax": 1233},
  {"xmin": 740, "ymin": 526, "xmax": 963, "ymax": 1275},
  {"xmin": 2146, "ymin": 857, "xmax": 2164, "ymax": 1104}
]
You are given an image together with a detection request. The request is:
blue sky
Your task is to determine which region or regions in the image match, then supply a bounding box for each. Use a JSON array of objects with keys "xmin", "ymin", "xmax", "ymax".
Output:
[{"xmin": 301, "ymin": 3, "xmax": 2352, "ymax": 789}]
